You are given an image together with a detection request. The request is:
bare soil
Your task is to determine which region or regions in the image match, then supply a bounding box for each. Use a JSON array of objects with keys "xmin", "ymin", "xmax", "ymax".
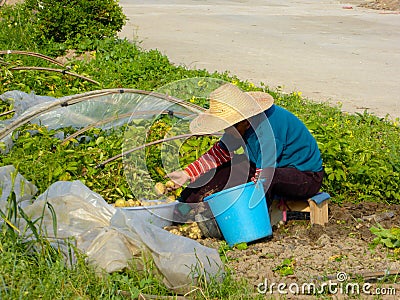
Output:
[
  {"xmin": 195, "ymin": 201, "xmax": 400, "ymax": 298},
  {"xmin": 359, "ymin": 0, "xmax": 400, "ymax": 10}
]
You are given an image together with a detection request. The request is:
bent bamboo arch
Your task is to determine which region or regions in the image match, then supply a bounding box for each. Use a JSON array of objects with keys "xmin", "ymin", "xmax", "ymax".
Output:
[
  {"xmin": 0, "ymin": 88, "xmax": 205, "ymax": 141},
  {"xmin": 95, "ymin": 132, "xmax": 223, "ymax": 169},
  {"xmin": 0, "ymin": 50, "xmax": 65, "ymax": 67},
  {"xmin": 0, "ymin": 50, "xmax": 100, "ymax": 85},
  {"xmin": 60, "ymin": 109, "xmax": 194, "ymax": 146}
]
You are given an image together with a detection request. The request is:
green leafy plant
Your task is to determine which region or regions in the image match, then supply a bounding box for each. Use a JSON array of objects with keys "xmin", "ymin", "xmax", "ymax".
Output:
[
  {"xmin": 272, "ymin": 258, "xmax": 295, "ymax": 276},
  {"xmin": 370, "ymin": 224, "xmax": 400, "ymax": 249},
  {"xmin": 0, "ymin": 4, "xmax": 38, "ymax": 50},
  {"xmin": 23, "ymin": 0, "xmax": 126, "ymax": 48},
  {"xmin": 273, "ymin": 92, "xmax": 400, "ymax": 204},
  {"xmin": 234, "ymin": 242, "xmax": 248, "ymax": 250},
  {"xmin": 218, "ymin": 241, "xmax": 232, "ymax": 263}
]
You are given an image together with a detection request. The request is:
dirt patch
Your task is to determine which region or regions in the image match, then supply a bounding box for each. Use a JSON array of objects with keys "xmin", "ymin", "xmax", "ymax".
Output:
[
  {"xmin": 1, "ymin": 0, "xmax": 23, "ymax": 5},
  {"xmin": 55, "ymin": 49, "xmax": 95, "ymax": 65},
  {"xmin": 193, "ymin": 201, "xmax": 400, "ymax": 295},
  {"xmin": 360, "ymin": 0, "xmax": 400, "ymax": 11},
  {"xmin": 345, "ymin": 0, "xmax": 400, "ymax": 11}
]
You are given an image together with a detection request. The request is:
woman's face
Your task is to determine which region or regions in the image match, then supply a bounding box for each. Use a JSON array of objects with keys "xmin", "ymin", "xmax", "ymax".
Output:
[{"xmin": 224, "ymin": 119, "xmax": 250, "ymax": 137}]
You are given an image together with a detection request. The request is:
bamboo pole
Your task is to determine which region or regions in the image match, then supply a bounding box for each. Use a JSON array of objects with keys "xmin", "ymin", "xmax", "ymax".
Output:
[
  {"xmin": 60, "ymin": 110, "xmax": 194, "ymax": 146},
  {"xmin": 95, "ymin": 132, "xmax": 222, "ymax": 168},
  {"xmin": 0, "ymin": 50, "xmax": 65, "ymax": 67},
  {"xmin": 0, "ymin": 88, "xmax": 205, "ymax": 141},
  {"xmin": 9, "ymin": 66, "xmax": 100, "ymax": 85},
  {"xmin": 0, "ymin": 110, "xmax": 14, "ymax": 117}
]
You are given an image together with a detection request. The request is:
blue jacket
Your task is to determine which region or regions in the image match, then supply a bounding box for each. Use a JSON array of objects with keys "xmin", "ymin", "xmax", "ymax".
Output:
[{"xmin": 221, "ymin": 104, "xmax": 323, "ymax": 172}]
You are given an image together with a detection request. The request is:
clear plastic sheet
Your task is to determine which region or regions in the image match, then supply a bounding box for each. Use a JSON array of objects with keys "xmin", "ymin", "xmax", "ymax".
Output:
[
  {"xmin": 0, "ymin": 170, "xmax": 224, "ymax": 291},
  {"xmin": 0, "ymin": 89, "xmax": 202, "ymax": 133},
  {"xmin": 0, "ymin": 88, "xmax": 205, "ymax": 156},
  {"xmin": 0, "ymin": 165, "xmax": 38, "ymax": 209},
  {"xmin": 0, "ymin": 80, "xmax": 227, "ymax": 290},
  {"xmin": 0, "ymin": 80, "xmax": 224, "ymax": 207}
]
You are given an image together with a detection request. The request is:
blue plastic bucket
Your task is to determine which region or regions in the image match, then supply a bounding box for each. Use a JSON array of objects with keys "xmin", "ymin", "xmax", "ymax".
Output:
[{"xmin": 204, "ymin": 181, "xmax": 272, "ymax": 246}]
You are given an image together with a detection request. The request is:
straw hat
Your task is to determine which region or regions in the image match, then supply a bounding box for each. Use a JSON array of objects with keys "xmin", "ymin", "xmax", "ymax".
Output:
[{"xmin": 189, "ymin": 83, "xmax": 274, "ymax": 134}]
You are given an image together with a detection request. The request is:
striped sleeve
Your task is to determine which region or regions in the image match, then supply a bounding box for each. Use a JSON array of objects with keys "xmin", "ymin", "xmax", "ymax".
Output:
[
  {"xmin": 184, "ymin": 142, "xmax": 232, "ymax": 182},
  {"xmin": 251, "ymin": 168, "xmax": 263, "ymax": 182}
]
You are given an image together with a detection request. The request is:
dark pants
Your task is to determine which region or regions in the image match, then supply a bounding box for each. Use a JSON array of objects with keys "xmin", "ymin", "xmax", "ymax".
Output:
[{"xmin": 180, "ymin": 155, "xmax": 324, "ymax": 206}]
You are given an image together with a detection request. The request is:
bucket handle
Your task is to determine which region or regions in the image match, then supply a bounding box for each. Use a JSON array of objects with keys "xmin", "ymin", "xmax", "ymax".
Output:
[{"xmin": 248, "ymin": 179, "xmax": 266, "ymax": 209}]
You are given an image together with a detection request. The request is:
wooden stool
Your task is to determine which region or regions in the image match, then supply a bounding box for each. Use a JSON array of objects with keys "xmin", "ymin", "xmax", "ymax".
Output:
[{"xmin": 269, "ymin": 192, "xmax": 330, "ymax": 226}]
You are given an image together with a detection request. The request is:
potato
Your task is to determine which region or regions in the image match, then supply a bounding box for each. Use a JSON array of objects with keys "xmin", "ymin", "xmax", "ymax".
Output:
[
  {"xmin": 127, "ymin": 199, "xmax": 137, "ymax": 207},
  {"xmin": 154, "ymin": 182, "xmax": 166, "ymax": 195},
  {"xmin": 166, "ymin": 195, "xmax": 176, "ymax": 202},
  {"xmin": 165, "ymin": 180, "xmax": 175, "ymax": 189},
  {"xmin": 114, "ymin": 199, "xmax": 126, "ymax": 207}
]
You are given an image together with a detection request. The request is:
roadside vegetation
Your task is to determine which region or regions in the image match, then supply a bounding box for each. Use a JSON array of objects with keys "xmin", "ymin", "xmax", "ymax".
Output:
[{"xmin": 0, "ymin": 1, "xmax": 399, "ymax": 298}]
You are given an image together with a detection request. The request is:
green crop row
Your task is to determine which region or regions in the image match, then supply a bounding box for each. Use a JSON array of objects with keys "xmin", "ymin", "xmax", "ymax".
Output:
[{"xmin": 1, "ymin": 2, "xmax": 399, "ymax": 206}]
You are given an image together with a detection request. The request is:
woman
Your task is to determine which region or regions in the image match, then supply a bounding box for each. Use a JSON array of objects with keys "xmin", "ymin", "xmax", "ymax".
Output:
[{"xmin": 167, "ymin": 83, "xmax": 324, "ymax": 206}]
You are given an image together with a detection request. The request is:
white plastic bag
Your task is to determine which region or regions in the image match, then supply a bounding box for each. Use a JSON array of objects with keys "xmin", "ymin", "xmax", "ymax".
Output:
[
  {"xmin": 0, "ymin": 165, "xmax": 38, "ymax": 210},
  {"xmin": 16, "ymin": 180, "xmax": 223, "ymax": 291},
  {"xmin": 112, "ymin": 209, "xmax": 224, "ymax": 290}
]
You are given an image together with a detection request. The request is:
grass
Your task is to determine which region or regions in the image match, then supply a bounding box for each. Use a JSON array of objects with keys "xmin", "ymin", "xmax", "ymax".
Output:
[
  {"xmin": 0, "ymin": 2, "xmax": 399, "ymax": 299},
  {"xmin": 0, "ymin": 232, "xmax": 263, "ymax": 299},
  {"xmin": 0, "ymin": 185, "xmax": 260, "ymax": 299},
  {"xmin": 0, "ymin": 237, "xmax": 176, "ymax": 299}
]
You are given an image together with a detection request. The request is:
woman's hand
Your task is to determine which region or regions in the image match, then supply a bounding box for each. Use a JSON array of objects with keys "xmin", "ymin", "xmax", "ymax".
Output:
[{"xmin": 166, "ymin": 170, "xmax": 190, "ymax": 189}]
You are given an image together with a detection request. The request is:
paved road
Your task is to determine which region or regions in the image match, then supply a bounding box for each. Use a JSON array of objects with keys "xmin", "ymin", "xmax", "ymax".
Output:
[{"xmin": 118, "ymin": 0, "xmax": 400, "ymax": 120}]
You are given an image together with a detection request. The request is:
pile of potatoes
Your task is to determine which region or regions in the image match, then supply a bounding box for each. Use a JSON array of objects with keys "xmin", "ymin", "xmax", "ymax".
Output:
[
  {"xmin": 164, "ymin": 223, "xmax": 202, "ymax": 240},
  {"xmin": 114, "ymin": 180, "xmax": 179, "ymax": 207}
]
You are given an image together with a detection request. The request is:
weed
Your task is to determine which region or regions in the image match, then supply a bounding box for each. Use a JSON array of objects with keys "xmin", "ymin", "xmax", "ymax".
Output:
[
  {"xmin": 272, "ymin": 257, "xmax": 295, "ymax": 276},
  {"xmin": 370, "ymin": 224, "xmax": 400, "ymax": 249}
]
